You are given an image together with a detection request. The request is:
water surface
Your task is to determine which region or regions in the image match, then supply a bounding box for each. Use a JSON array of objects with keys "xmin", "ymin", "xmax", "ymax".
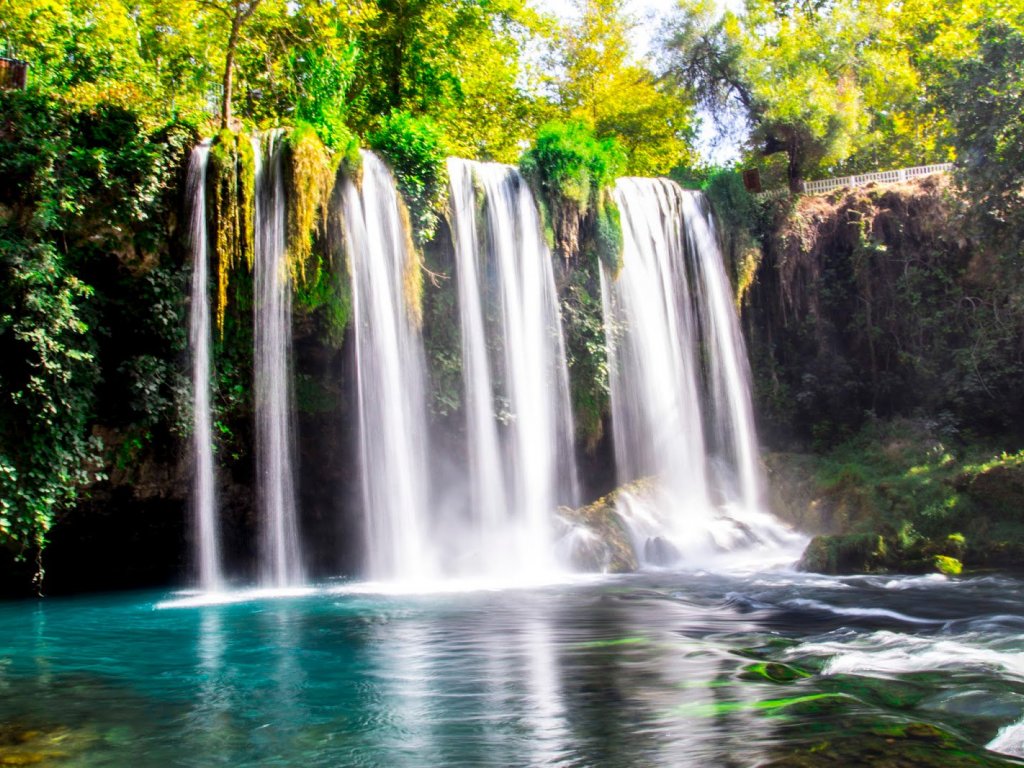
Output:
[{"xmin": 2, "ymin": 571, "xmax": 1023, "ymax": 766}]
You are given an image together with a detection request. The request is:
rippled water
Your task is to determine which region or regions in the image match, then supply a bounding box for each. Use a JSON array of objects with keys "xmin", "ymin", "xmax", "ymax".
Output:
[{"xmin": 2, "ymin": 571, "xmax": 1024, "ymax": 766}]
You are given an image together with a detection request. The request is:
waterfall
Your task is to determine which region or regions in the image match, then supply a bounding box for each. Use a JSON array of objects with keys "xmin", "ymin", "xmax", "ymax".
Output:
[
  {"xmin": 253, "ymin": 133, "xmax": 304, "ymax": 586},
  {"xmin": 186, "ymin": 143, "xmax": 223, "ymax": 591},
  {"xmin": 682, "ymin": 194, "xmax": 763, "ymax": 513},
  {"xmin": 603, "ymin": 178, "xmax": 800, "ymax": 565},
  {"xmin": 447, "ymin": 160, "xmax": 508, "ymax": 562},
  {"xmin": 447, "ymin": 159, "xmax": 579, "ymax": 577},
  {"xmin": 343, "ymin": 151, "xmax": 434, "ymax": 581}
]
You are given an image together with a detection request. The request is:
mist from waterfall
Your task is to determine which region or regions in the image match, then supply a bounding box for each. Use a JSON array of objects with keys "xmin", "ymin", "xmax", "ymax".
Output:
[
  {"xmin": 186, "ymin": 142, "xmax": 223, "ymax": 591},
  {"xmin": 446, "ymin": 159, "xmax": 579, "ymax": 577},
  {"xmin": 253, "ymin": 132, "xmax": 304, "ymax": 586},
  {"xmin": 603, "ymin": 178, "xmax": 801, "ymax": 566},
  {"xmin": 343, "ymin": 151, "xmax": 435, "ymax": 581}
]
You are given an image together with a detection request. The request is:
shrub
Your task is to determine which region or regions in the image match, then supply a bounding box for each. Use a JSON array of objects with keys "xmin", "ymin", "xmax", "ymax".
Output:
[
  {"xmin": 369, "ymin": 110, "xmax": 448, "ymax": 245},
  {"xmin": 519, "ymin": 120, "xmax": 626, "ymax": 264}
]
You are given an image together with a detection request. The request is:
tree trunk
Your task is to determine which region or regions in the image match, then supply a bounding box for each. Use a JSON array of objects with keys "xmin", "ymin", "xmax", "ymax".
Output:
[
  {"xmin": 221, "ymin": 16, "xmax": 242, "ymax": 129},
  {"xmin": 787, "ymin": 135, "xmax": 803, "ymax": 193}
]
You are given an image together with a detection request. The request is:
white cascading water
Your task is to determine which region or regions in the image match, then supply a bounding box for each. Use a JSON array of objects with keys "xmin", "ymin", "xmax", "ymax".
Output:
[
  {"xmin": 253, "ymin": 133, "xmax": 304, "ymax": 586},
  {"xmin": 683, "ymin": 193, "xmax": 762, "ymax": 512},
  {"xmin": 186, "ymin": 143, "xmax": 223, "ymax": 591},
  {"xmin": 603, "ymin": 178, "xmax": 803, "ymax": 567},
  {"xmin": 343, "ymin": 151, "xmax": 434, "ymax": 581},
  {"xmin": 447, "ymin": 159, "xmax": 579, "ymax": 577}
]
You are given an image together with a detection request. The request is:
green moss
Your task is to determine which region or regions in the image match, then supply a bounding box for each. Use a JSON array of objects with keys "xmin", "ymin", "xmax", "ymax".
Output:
[
  {"xmin": 779, "ymin": 419, "xmax": 1024, "ymax": 574},
  {"xmin": 208, "ymin": 129, "xmax": 256, "ymax": 334},
  {"xmin": 283, "ymin": 123, "xmax": 340, "ymax": 287},
  {"xmin": 934, "ymin": 554, "xmax": 962, "ymax": 575},
  {"xmin": 739, "ymin": 662, "xmax": 811, "ymax": 683}
]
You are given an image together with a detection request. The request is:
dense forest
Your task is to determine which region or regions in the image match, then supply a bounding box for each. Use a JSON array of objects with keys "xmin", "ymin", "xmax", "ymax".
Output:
[{"xmin": 1, "ymin": 0, "xmax": 1023, "ymax": 591}]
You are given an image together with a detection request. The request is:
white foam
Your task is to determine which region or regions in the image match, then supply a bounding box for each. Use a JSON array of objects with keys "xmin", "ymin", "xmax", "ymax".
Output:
[
  {"xmin": 327, "ymin": 572, "xmax": 603, "ymax": 597},
  {"xmin": 155, "ymin": 586, "xmax": 317, "ymax": 609},
  {"xmin": 788, "ymin": 630, "xmax": 1024, "ymax": 680},
  {"xmin": 780, "ymin": 598, "xmax": 942, "ymax": 625},
  {"xmin": 988, "ymin": 717, "xmax": 1024, "ymax": 758},
  {"xmin": 881, "ymin": 574, "xmax": 949, "ymax": 590}
]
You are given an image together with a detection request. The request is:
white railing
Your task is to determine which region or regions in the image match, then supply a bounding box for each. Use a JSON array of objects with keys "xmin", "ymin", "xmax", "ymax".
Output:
[{"xmin": 800, "ymin": 163, "xmax": 953, "ymax": 195}]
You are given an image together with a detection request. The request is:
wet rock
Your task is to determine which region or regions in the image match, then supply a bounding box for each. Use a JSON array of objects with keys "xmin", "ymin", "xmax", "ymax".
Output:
[
  {"xmin": 798, "ymin": 534, "xmax": 891, "ymax": 574},
  {"xmin": 557, "ymin": 479, "xmax": 657, "ymax": 573}
]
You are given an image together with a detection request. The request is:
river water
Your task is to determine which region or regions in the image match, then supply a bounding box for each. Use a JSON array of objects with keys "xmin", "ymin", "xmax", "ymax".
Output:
[{"xmin": 2, "ymin": 571, "xmax": 1023, "ymax": 766}]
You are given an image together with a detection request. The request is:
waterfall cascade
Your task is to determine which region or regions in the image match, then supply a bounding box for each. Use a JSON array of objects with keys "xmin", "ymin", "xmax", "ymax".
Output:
[
  {"xmin": 188, "ymin": 143, "xmax": 797, "ymax": 588},
  {"xmin": 186, "ymin": 143, "xmax": 223, "ymax": 591},
  {"xmin": 253, "ymin": 133, "xmax": 304, "ymax": 586},
  {"xmin": 446, "ymin": 159, "xmax": 579, "ymax": 577},
  {"xmin": 603, "ymin": 178, "xmax": 802, "ymax": 566},
  {"xmin": 343, "ymin": 151, "xmax": 435, "ymax": 581}
]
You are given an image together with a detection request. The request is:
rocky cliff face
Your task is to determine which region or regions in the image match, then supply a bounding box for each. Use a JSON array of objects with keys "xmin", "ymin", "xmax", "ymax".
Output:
[{"xmin": 741, "ymin": 175, "xmax": 1024, "ymax": 449}]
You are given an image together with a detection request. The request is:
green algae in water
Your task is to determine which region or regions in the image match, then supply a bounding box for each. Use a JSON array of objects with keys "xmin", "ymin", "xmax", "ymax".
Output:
[
  {"xmin": 738, "ymin": 662, "xmax": 812, "ymax": 683},
  {"xmin": 666, "ymin": 692, "xmax": 850, "ymax": 719}
]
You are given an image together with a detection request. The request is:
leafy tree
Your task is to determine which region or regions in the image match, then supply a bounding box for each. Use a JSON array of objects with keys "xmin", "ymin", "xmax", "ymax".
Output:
[
  {"xmin": 661, "ymin": 0, "xmax": 945, "ymax": 189},
  {"xmin": 551, "ymin": 0, "xmax": 694, "ymax": 176},
  {"xmin": 937, "ymin": 8, "xmax": 1024, "ymax": 240},
  {"xmin": 348, "ymin": 0, "xmax": 539, "ymax": 161}
]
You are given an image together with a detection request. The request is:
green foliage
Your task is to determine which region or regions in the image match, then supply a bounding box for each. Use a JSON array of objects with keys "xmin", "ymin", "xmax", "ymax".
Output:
[
  {"xmin": 695, "ymin": 168, "xmax": 771, "ymax": 304},
  {"xmin": 745, "ymin": 179, "xmax": 1024, "ymax": 446},
  {"xmin": 347, "ymin": 0, "xmax": 540, "ymax": 162},
  {"xmin": 594, "ymin": 192, "xmax": 623, "ymax": 275},
  {"xmin": 290, "ymin": 42, "xmax": 360, "ymax": 153},
  {"xmin": 0, "ymin": 90, "xmax": 191, "ymax": 585},
  {"xmin": 520, "ymin": 120, "xmax": 625, "ymax": 261},
  {"xmin": 939, "ymin": 10, "xmax": 1024, "ymax": 241},
  {"xmin": 293, "ymin": 252, "xmax": 351, "ymax": 349},
  {"xmin": 521, "ymin": 121, "xmax": 624, "ymax": 209},
  {"xmin": 0, "ymin": 234, "xmax": 102, "ymax": 572},
  {"xmin": 661, "ymin": 0, "xmax": 954, "ymax": 188},
  {"xmin": 795, "ymin": 419, "xmax": 1024, "ymax": 573},
  {"xmin": 550, "ymin": 0, "xmax": 695, "ymax": 176},
  {"xmin": 369, "ymin": 110, "xmax": 449, "ymax": 246},
  {"xmin": 561, "ymin": 265, "xmax": 610, "ymax": 451}
]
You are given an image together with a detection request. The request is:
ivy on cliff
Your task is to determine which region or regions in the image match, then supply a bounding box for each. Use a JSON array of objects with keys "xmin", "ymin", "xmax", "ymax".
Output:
[{"xmin": 0, "ymin": 91, "xmax": 192, "ymax": 588}]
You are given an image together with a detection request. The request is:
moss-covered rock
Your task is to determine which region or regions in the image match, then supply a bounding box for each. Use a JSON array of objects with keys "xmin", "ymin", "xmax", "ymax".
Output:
[
  {"xmin": 799, "ymin": 533, "xmax": 894, "ymax": 574},
  {"xmin": 557, "ymin": 480, "xmax": 656, "ymax": 573}
]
